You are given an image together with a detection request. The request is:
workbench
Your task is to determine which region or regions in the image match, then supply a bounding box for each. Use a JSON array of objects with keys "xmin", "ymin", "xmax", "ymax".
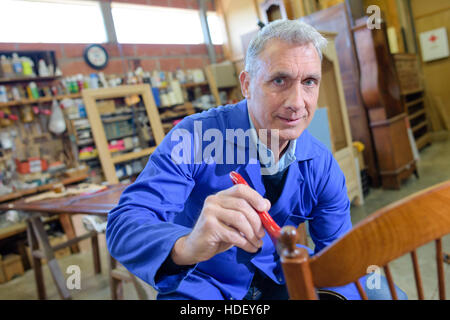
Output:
[{"xmin": 0, "ymin": 183, "xmax": 127, "ymax": 300}]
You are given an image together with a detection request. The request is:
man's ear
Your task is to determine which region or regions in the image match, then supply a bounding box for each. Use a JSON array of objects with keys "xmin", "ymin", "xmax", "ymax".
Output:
[{"xmin": 239, "ymin": 71, "xmax": 251, "ymax": 100}]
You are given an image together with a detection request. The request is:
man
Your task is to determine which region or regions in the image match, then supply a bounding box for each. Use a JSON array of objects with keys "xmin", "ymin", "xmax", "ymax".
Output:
[{"xmin": 106, "ymin": 19, "xmax": 406, "ymax": 300}]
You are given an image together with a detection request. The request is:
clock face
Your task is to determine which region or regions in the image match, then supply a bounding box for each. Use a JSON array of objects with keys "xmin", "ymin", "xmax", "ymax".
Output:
[{"xmin": 84, "ymin": 45, "xmax": 108, "ymax": 70}]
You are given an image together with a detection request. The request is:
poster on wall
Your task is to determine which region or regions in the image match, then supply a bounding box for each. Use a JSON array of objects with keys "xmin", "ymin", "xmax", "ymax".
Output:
[{"xmin": 419, "ymin": 27, "xmax": 449, "ymax": 62}]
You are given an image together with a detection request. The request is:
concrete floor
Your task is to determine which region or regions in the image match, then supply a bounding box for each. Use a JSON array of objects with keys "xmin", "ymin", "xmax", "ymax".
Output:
[{"xmin": 0, "ymin": 139, "xmax": 449, "ymax": 300}]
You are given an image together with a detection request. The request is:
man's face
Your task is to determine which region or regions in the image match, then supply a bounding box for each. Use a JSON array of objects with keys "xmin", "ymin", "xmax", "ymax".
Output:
[{"xmin": 240, "ymin": 39, "xmax": 322, "ymax": 148}]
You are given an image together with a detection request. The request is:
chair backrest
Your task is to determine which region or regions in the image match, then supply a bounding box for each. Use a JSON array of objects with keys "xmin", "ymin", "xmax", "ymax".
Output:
[{"xmin": 278, "ymin": 180, "xmax": 450, "ymax": 300}]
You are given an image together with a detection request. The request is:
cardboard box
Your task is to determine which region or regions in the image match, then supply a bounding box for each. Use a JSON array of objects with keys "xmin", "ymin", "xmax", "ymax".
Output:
[
  {"xmin": 208, "ymin": 61, "xmax": 238, "ymax": 88},
  {"xmin": 97, "ymin": 100, "xmax": 116, "ymax": 115},
  {"xmin": 1, "ymin": 254, "xmax": 24, "ymax": 281}
]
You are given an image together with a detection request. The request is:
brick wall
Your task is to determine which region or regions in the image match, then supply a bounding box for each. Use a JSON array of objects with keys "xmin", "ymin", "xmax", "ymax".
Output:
[{"xmin": 0, "ymin": 0, "xmax": 223, "ymax": 76}]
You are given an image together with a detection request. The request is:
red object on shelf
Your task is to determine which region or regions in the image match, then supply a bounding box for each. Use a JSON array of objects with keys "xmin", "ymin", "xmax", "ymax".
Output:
[{"xmin": 15, "ymin": 158, "xmax": 48, "ymax": 174}]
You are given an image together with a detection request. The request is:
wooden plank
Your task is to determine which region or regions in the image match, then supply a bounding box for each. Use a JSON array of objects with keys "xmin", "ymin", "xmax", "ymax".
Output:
[
  {"xmin": 406, "ymin": 97, "xmax": 424, "ymax": 108},
  {"xmin": 111, "ymin": 147, "xmax": 156, "ymax": 164},
  {"xmin": 412, "ymin": 121, "xmax": 427, "ymax": 133},
  {"xmin": 408, "ymin": 109, "xmax": 426, "ymax": 121},
  {"xmin": 0, "ymin": 93, "xmax": 82, "ymax": 108}
]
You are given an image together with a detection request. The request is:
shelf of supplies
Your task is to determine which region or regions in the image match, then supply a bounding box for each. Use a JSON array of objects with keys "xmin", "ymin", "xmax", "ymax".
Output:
[
  {"xmin": 111, "ymin": 146, "xmax": 156, "ymax": 164},
  {"xmin": 0, "ymin": 75, "xmax": 61, "ymax": 84},
  {"xmin": 158, "ymin": 81, "xmax": 209, "ymax": 90},
  {"xmin": 79, "ymin": 155, "xmax": 99, "ymax": 161},
  {"xmin": 0, "ymin": 215, "xmax": 59, "ymax": 241},
  {"xmin": 101, "ymin": 115, "xmax": 133, "ymax": 123},
  {"xmin": 77, "ymin": 138, "xmax": 95, "ymax": 146},
  {"xmin": 182, "ymin": 81, "xmax": 209, "ymax": 88},
  {"xmin": 0, "ymin": 93, "xmax": 82, "ymax": 108}
]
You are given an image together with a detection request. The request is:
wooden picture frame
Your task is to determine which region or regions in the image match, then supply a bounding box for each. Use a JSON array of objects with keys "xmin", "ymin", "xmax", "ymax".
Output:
[{"xmin": 82, "ymin": 84, "xmax": 165, "ymax": 184}]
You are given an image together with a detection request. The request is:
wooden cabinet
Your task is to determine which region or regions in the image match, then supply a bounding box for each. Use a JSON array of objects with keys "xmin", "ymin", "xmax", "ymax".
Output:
[
  {"xmin": 319, "ymin": 32, "xmax": 363, "ymax": 205},
  {"xmin": 300, "ymin": 3, "xmax": 381, "ymax": 188},
  {"xmin": 393, "ymin": 54, "xmax": 431, "ymax": 150},
  {"xmin": 353, "ymin": 18, "xmax": 416, "ymax": 190}
]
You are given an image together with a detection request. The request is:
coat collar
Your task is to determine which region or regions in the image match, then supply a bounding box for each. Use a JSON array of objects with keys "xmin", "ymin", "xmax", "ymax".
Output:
[{"xmin": 226, "ymin": 99, "xmax": 319, "ymax": 162}]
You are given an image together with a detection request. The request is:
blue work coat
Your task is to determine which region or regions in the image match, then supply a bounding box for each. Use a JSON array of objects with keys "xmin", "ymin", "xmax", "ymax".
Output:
[{"xmin": 106, "ymin": 99, "xmax": 363, "ymax": 300}]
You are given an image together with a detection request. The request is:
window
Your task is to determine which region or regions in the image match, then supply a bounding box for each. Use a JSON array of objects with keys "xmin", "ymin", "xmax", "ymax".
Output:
[
  {"xmin": 111, "ymin": 3, "xmax": 224, "ymax": 45},
  {"xmin": 0, "ymin": 0, "xmax": 107, "ymax": 43}
]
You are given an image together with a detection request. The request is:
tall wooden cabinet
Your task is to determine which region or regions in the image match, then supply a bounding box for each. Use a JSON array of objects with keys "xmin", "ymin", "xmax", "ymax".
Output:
[
  {"xmin": 300, "ymin": 3, "xmax": 381, "ymax": 188},
  {"xmin": 353, "ymin": 18, "xmax": 416, "ymax": 189},
  {"xmin": 320, "ymin": 32, "xmax": 363, "ymax": 205},
  {"xmin": 393, "ymin": 53, "xmax": 431, "ymax": 150}
]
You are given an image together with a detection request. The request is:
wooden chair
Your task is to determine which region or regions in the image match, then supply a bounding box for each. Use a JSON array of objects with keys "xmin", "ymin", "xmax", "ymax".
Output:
[{"xmin": 278, "ymin": 180, "xmax": 450, "ymax": 300}]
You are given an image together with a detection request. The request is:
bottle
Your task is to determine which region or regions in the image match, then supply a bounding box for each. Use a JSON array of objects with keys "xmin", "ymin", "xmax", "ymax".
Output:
[
  {"xmin": 29, "ymin": 82, "xmax": 40, "ymax": 99},
  {"xmin": 83, "ymin": 75, "xmax": 90, "ymax": 89},
  {"xmin": 0, "ymin": 85, "xmax": 8, "ymax": 103},
  {"xmin": 1, "ymin": 55, "xmax": 13, "ymax": 78},
  {"xmin": 76, "ymin": 74, "xmax": 83, "ymax": 92},
  {"xmin": 12, "ymin": 53, "xmax": 23, "ymax": 75},
  {"xmin": 89, "ymin": 73, "xmax": 99, "ymax": 89},
  {"xmin": 11, "ymin": 86, "xmax": 21, "ymax": 101},
  {"xmin": 21, "ymin": 57, "xmax": 35, "ymax": 76},
  {"xmin": 38, "ymin": 59, "xmax": 49, "ymax": 77}
]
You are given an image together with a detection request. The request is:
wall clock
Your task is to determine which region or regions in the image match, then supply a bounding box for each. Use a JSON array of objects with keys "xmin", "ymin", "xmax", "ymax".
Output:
[{"xmin": 84, "ymin": 44, "xmax": 109, "ymax": 70}]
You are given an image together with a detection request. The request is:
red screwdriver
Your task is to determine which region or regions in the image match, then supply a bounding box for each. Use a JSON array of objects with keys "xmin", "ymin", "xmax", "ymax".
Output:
[{"xmin": 229, "ymin": 171, "xmax": 281, "ymax": 245}]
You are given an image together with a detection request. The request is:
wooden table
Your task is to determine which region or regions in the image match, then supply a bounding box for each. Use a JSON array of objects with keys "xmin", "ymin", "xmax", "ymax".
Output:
[{"xmin": 0, "ymin": 184, "xmax": 127, "ymax": 300}]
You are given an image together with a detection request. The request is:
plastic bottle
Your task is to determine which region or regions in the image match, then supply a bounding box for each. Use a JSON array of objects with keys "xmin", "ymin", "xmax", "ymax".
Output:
[
  {"xmin": 76, "ymin": 74, "xmax": 84, "ymax": 92},
  {"xmin": 0, "ymin": 85, "xmax": 8, "ymax": 103},
  {"xmin": 29, "ymin": 82, "xmax": 40, "ymax": 99},
  {"xmin": 12, "ymin": 53, "xmax": 23, "ymax": 75},
  {"xmin": 21, "ymin": 57, "xmax": 35, "ymax": 76},
  {"xmin": 89, "ymin": 73, "xmax": 99, "ymax": 89},
  {"xmin": 38, "ymin": 59, "xmax": 49, "ymax": 77},
  {"xmin": 1, "ymin": 55, "xmax": 13, "ymax": 77}
]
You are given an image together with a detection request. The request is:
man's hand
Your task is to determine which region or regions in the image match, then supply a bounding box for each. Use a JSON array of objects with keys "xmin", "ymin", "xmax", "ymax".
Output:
[{"xmin": 170, "ymin": 184, "xmax": 270, "ymax": 266}]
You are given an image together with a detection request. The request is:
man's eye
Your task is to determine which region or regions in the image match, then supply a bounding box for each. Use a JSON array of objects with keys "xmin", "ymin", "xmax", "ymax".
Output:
[
  {"xmin": 304, "ymin": 79, "xmax": 317, "ymax": 86},
  {"xmin": 273, "ymin": 78, "xmax": 285, "ymax": 86}
]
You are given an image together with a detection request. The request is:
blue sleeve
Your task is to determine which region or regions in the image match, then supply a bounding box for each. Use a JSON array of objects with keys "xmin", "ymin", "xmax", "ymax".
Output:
[
  {"xmin": 308, "ymin": 152, "xmax": 352, "ymax": 255},
  {"xmin": 106, "ymin": 119, "xmax": 199, "ymax": 293}
]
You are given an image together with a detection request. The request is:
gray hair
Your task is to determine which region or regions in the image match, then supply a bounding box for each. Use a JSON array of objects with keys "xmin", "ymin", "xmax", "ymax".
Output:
[{"xmin": 244, "ymin": 19, "xmax": 327, "ymax": 76}]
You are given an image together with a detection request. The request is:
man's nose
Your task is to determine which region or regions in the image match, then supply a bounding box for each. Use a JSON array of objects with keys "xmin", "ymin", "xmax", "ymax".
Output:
[{"xmin": 285, "ymin": 85, "xmax": 306, "ymax": 112}]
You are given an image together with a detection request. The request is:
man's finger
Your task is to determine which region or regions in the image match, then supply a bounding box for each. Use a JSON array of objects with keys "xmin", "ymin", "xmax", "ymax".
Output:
[
  {"xmin": 217, "ymin": 208, "xmax": 263, "ymax": 249},
  {"xmin": 219, "ymin": 222, "xmax": 260, "ymax": 253},
  {"xmin": 219, "ymin": 184, "xmax": 271, "ymax": 213},
  {"xmin": 216, "ymin": 195, "xmax": 265, "ymax": 239}
]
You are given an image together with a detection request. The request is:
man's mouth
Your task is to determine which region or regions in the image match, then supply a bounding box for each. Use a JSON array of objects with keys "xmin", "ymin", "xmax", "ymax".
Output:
[{"xmin": 277, "ymin": 115, "xmax": 307, "ymax": 125}]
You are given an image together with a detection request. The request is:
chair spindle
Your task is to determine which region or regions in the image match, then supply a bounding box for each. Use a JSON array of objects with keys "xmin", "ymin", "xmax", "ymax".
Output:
[{"xmin": 410, "ymin": 250, "xmax": 425, "ymax": 300}]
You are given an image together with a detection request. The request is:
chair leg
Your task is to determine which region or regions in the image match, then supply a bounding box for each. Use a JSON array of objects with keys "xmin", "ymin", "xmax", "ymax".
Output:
[
  {"xmin": 108, "ymin": 254, "xmax": 124, "ymax": 300},
  {"xmin": 26, "ymin": 219, "xmax": 46, "ymax": 300},
  {"xmin": 129, "ymin": 272, "xmax": 148, "ymax": 300},
  {"xmin": 30, "ymin": 215, "xmax": 72, "ymax": 300},
  {"xmin": 444, "ymin": 252, "xmax": 450, "ymax": 265},
  {"xmin": 91, "ymin": 233, "xmax": 101, "ymax": 274}
]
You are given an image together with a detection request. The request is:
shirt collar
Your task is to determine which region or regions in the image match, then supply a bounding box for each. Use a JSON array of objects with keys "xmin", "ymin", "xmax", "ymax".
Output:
[
  {"xmin": 247, "ymin": 108, "xmax": 297, "ymax": 175},
  {"xmin": 225, "ymin": 99, "xmax": 319, "ymax": 163}
]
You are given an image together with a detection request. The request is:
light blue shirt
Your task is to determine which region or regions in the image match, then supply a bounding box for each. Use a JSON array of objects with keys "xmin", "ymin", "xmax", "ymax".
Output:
[{"xmin": 247, "ymin": 110, "xmax": 297, "ymax": 175}]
